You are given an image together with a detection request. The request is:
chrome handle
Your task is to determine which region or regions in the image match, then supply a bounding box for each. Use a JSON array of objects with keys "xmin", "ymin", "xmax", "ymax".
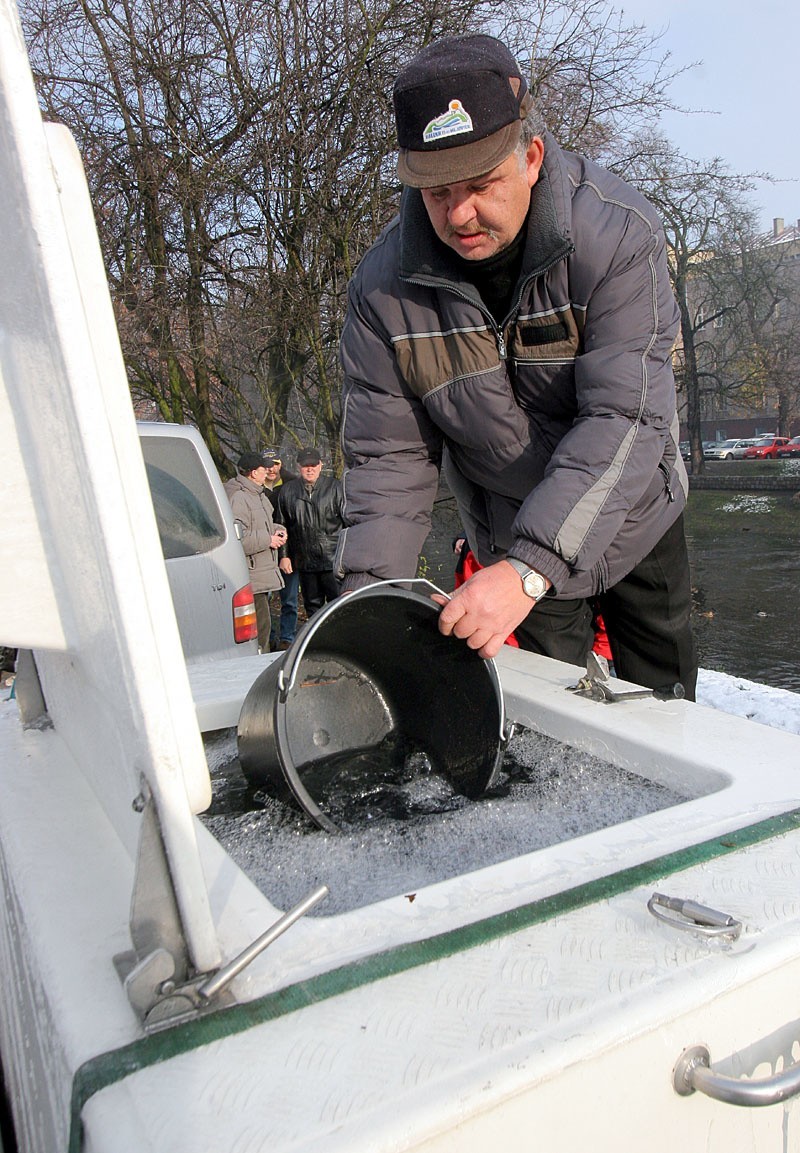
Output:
[
  {"xmin": 674, "ymin": 1044, "xmax": 800, "ymax": 1106},
  {"xmin": 647, "ymin": 892, "xmax": 742, "ymax": 939}
]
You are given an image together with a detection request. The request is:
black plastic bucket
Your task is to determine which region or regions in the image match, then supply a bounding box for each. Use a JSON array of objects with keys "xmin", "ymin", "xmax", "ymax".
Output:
[{"xmin": 237, "ymin": 581, "xmax": 507, "ymax": 832}]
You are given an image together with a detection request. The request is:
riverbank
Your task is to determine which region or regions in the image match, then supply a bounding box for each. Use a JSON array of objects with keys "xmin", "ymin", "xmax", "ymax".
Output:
[{"xmin": 688, "ymin": 458, "xmax": 800, "ymax": 491}]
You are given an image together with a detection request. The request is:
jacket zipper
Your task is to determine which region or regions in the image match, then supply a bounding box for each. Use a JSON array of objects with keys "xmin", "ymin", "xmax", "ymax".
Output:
[
  {"xmin": 403, "ymin": 240, "xmax": 575, "ymax": 364},
  {"xmin": 402, "ymin": 276, "xmax": 509, "ymax": 360},
  {"xmin": 402, "ymin": 241, "xmax": 575, "ymax": 552},
  {"xmin": 500, "ymin": 240, "xmax": 575, "ymax": 327},
  {"xmin": 659, "ymin": 461, "xmax": 675, "ymax": 502}
]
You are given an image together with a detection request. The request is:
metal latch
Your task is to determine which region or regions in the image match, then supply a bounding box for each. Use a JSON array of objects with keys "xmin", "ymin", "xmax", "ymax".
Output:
[
  {"xmin": 568, "ymin": 651, "xmax": 685, "ymax": 704},
  {"xmin": 647, "ymin": 892, "xmax": 742, "ymax": 939}
]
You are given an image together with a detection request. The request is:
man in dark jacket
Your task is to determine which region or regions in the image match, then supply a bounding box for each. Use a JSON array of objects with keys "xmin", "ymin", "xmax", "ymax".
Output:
[
  {"xmin": 260, "ymin": 450, "xmax": 300, "ymax": 648},
  {"xmin": 277, "ymin": 448, "xmax": 344, "ymax": 617},
  {"xmin": 337, "ymin": 34, "xmax": 697, "ymax": 698}
]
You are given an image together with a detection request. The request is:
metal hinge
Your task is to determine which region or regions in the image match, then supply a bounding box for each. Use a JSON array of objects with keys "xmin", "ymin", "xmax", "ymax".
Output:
[{"xmin": 114, "ymin": 793, "xmax": 330, "ymax": 1032}]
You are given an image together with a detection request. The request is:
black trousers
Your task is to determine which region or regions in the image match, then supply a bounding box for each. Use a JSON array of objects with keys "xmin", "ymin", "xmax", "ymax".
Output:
[
  {"xmin": 299, "ymin": 569, "xmax": 341, "ymax": 617},
  {"xmin": 514, "ymin": 515, "xmax": 698, "ymax": 700}
]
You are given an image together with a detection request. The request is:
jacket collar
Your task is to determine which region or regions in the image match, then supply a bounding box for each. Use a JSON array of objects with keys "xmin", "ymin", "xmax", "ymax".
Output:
[
  {"xmin": 398, "ymin": 131, "xmax": 573, "ymax": 289},
  {"xmin": 235, "ymin": 474, "xmax": 264, "ymax": 495}
]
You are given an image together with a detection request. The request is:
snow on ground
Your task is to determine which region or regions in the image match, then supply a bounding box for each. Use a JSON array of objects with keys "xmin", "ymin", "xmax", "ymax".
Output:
[{"xmin": 696, "ymin": 669, "xmax": 800, "ymax": 735}]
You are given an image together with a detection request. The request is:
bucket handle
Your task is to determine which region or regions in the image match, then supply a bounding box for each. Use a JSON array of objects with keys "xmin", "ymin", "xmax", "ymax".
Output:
[{"xmin": 277, "ymin": 578, "xmax": 451, "ymax": 700}]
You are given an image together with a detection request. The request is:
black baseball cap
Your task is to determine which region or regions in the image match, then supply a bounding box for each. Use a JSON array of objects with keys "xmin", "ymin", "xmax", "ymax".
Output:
[
  {"xmin": 238, "ymin": 452, "xmax": 267, "ymax": 473},
  {"xmin": 296, "ymin": 448, "xmax": 322, "ymax": 466},
  {"xmin": 393, "ymin": 35, "xmax": 531, "ymax": 189}
]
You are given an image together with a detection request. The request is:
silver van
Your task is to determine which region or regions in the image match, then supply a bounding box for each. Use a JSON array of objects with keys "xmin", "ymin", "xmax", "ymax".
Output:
[{"xmin": 137, "ymin": 422, "xmax": 258, "ymax": 661}]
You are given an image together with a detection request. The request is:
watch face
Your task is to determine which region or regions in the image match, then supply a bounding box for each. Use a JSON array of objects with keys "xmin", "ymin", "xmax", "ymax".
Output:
[
  {"xmin": 506, "ymin": 557, "xmax": 547, "ymax": 600},
  {"xmin": 522, "ymin": 571, "xmax": 547, "ymax": 599}
]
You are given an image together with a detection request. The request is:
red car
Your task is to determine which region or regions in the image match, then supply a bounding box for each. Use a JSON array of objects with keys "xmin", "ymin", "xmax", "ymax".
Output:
[
  {"xmin": 776, "ymin": 436, "xmax": 800, "ymax": 458},
  {"xmin": 744, "ymin": 436, "xmax": 792, "ymax": 459}
]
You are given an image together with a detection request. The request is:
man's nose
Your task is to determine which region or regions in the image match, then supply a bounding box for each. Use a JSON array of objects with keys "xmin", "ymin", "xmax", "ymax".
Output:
[{"xmin": 446, "ymin": 192, "xmax": 477, "ymax": 227}]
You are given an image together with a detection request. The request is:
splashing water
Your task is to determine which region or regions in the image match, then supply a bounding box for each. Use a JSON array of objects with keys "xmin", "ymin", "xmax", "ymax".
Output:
[{"xmin": 201, "ymin": 725, "xmax": 687, "ymax": 915}]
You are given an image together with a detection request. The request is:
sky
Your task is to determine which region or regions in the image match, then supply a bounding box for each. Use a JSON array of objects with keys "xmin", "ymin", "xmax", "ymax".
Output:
[{"xmin": 614, "ymin": 0, "xmax": 799, "ymax": 234}]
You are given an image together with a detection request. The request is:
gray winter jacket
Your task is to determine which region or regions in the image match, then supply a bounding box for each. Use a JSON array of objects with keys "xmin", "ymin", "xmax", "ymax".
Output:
[
  {"xmin": 224, "ymin": 474, "xmax": 284, "ymax": 595},
  {"xmin": 337, "ymin": 132, "xmax": 688, "ymax": 599}
]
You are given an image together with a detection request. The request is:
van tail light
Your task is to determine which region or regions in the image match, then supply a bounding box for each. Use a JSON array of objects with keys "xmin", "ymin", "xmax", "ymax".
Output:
[{"xmin": 232, "ymin": 584, "xmax": 258, "ymax": 643}]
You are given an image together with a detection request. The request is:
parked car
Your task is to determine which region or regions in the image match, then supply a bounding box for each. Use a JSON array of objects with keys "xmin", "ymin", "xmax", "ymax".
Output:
[
  {"xmin": 679, "ymin": 440, "xmax": 691, "ymax": 461},
  {"xmin": 743, "ymin": 436, "xmax": 792, "ymax": 459},
  {"xmin": 704, "ymin": 438, "xmax": 758, "ymax": 460},
  {"xmin": 138, "ymin": 422, "xmax": 258, "ymax": 660},
  {"xmin": 729, "ymin": 438, "xmax": 759, "ymax": 458},
  {"xmin": 776, "ymin": 436, "xmax": 800, "ymax": 458}
]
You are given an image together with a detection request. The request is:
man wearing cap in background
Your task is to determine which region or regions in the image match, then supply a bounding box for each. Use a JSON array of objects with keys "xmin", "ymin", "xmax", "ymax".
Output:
[
  {"xmin": 337, "ymin": 33, "xmax": 697, "ymax": 699},
  {"xmin": 224, "ymin": 453, "xmax": 285, "ymax": 652},
  {"xmin": 276, "ymin": 448, "xmax": 345, "ymax": 618},
  {"xmin": 260, "ymin": 450, "xmax": 300, "ymax": 649}
]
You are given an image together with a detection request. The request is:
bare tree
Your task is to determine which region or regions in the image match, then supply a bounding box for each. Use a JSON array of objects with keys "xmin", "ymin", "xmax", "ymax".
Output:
[
  {"xmin": 21, "ymin": 0, "xmax": 686, "ymax": 471},
  {"xmin": 711, "ymin": 235, "xmax": 800, "ymax": 436},
  {"xmin": 622, "ymin": 135, "xmax": 779, "ymax": 471},
  {"xmin": 504, "ymin": 0, "xmax": 686, "ymax": 158},
  {"xmin": 22, "ymin": 0, "xmax": 490, "ymax": 470}
]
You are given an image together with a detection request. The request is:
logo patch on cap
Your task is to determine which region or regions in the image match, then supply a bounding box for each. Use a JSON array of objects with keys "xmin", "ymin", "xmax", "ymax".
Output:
[{"xmin": 422, "ymin": 99, "xmax": 474, "ymax": 143}]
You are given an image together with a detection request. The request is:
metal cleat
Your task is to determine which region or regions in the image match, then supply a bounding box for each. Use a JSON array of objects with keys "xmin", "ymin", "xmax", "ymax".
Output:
[{"xmin": 568, "ymin": 651, "xmax": 684, "ymax": 704}]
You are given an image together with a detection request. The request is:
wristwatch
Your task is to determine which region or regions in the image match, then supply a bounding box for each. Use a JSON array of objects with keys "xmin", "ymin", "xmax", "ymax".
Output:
[{"xmin": 505, "ymin": 557, "xmax": 549, "ymax": 602}]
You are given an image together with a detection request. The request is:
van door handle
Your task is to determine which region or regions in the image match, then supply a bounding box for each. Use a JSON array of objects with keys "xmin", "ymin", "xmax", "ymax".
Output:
[{"xmin": 674, "ymin": 1044, "xmax": 800, "ymax": 1106}]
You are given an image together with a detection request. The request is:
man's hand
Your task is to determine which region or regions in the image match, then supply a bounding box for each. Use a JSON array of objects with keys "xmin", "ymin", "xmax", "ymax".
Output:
[
  {"xmin": 432, "ymin": 560, "xmax": 548, "ymax": 659},
  {"xmin": 279, "ymin": 557, "xmax": 293, "ymax": 574}
]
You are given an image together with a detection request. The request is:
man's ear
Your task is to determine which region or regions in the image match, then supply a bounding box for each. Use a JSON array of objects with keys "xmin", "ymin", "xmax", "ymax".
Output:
[{"xmin": 525, "ymin": 138, "xmax": 545, "ymax": 188}]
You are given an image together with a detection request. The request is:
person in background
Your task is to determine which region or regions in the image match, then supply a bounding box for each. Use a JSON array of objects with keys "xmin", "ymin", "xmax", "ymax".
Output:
[
  {"xmin": 277, "ymin": 448, "xmax": 345, "ymax": 617},
  {"xmin": 260, "ymin": 450, "xmax": 300, "ymax": 649},
  {"xmin": 0, "ymin": 647, "xmax": 16, "ymax": 689},
  {"xmin": 224, "ymin": 452, "xmax": 284, "ymax": 652},
  {"xmin": 337, "ymin": 34, "xmax": 697, "ymax": 699}
]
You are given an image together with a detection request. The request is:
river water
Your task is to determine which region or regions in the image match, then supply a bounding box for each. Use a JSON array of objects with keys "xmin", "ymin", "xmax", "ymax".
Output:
[
  {"xmin": 685, "ymin": 486, "xmax": 799, "ymax": 692},
  {"xmin": 422, "ymin": 464, "xmax": 800, "ymax": 694}
]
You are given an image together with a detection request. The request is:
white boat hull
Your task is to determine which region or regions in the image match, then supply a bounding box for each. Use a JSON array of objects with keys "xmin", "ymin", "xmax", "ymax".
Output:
[{"xmin": 3, "ymin": 0, "xmax": 800, "ymax": 1148}]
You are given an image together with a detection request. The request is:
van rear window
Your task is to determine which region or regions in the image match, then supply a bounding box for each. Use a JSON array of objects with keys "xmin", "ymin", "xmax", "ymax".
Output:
[{"xmin": 140, "ymin": 436, "xmax": 226, "ymax": 558}]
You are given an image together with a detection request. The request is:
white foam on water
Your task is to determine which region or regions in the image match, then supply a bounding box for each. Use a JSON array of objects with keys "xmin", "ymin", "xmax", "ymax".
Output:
[{"xmin": 201, "ymin": 727, "xmax": 687, "ymax": 916}]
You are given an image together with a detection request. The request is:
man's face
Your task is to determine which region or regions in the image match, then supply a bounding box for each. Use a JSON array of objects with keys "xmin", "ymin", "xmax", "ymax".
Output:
[
  {"xmin": 420, "ymin": 140, "xmax": 544, "ymax": 262},
  {"xmin": 263, "ymin": 461, "xmax": 282, "ymax": 484},
  {"xmin": 300, "ymin": 462, "xmax": 323, "ymax": 484},
  {"xmin": 249, "ymin": 465, "xmax": 268, "ymax": 485}
]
